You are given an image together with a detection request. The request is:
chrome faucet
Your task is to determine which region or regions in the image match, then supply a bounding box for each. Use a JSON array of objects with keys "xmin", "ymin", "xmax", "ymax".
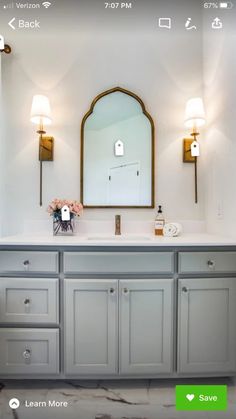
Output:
[{"xmin": 115, "ymin": 215, "xmax": 121, "ymax": 235}]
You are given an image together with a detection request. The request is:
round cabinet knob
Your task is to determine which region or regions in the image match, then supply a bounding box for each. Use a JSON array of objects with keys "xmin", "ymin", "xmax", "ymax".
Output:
[
  {"xmin": 123, "ymin": 288, "xmax": 129, "ymax": 295},
  {"xmin": 24, "ymin": 298, "xmax": 31, "ymax": 313},
  {"xmin": 24, "ymin": 298, "xmax": 30, "ymax": 305},
  {"xmin": 207, "ymin": 260, "xmax": 215, "ymax": 269},
  {"xmin": 23, "ymin": 260, "xmax": 30, "ymax": 271},
  {"xmin": 109, "ymin": 288, "xmax": 116, "ymax": 295},
  {"xmin": 23, "ymin": 260, "xmax": 30, "ymax": 266},
  {"xmin": 182, "ymin": 286, "xmax": 189, "ymax": 293},
  {"xmin": 23, "ymin": 349, "xmax": 31, "ymax": 360}
]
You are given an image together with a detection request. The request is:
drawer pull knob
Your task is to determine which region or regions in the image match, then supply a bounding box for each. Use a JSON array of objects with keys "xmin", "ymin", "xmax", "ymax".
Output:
[
  {"xmin": 23, "ymin": 260, "xmax": 30, "ymax": 265},
  {"xmin": 24, "ymin": 298, "xmax": 30, "ymax": 305},
  {"xmin": 109, "ymin": 288, "xmax": 116, "ymax": 295},
  {"xmin": 182, "ymin": 286, "xmax": 189, "ymax": 293},
  {"xmin": 207, "ymin": 260, "xmax": 215, "ymax": 269},
  {"xmin": 23, "ymin": 260, "xmax": 30, "ymax": 271},
  {"xmin": 123, "ymin": 288, "xmax": 129, "ymax": 295},
  {"xmin": 24, "ymin": 297, "xmax": 30, "ymax": 313},
  {"xmin": 24, "ymin": 298, "xmax": 31, "ymax": 313},
  {"xmin": 23, "ymin": 349, "xmax": 31, "ymax": 360}
]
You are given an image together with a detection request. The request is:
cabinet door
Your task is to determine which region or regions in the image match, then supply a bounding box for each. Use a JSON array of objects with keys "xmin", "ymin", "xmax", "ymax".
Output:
[
  {"xmin": 120, "ymin": 279, "xmax": 173, "ymax": 375},
  {"xmin": 65, "ymin": 279, "xmax": 118, "ymax": 375},
  {"xmin": 178, "ymin": 278, "xmax": 236, "ymax": 374}
]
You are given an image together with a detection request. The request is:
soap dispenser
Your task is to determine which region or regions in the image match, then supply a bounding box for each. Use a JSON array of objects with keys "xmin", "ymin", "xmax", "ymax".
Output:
[{"xmin": 155, "ymin": 205, "xmax": 165, "ymax": 236}]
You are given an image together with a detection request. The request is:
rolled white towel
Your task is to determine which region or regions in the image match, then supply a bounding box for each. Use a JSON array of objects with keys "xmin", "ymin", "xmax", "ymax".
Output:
[{"xmin": 163, "ymin": 223, "xmax": 183, "ymax": 237}]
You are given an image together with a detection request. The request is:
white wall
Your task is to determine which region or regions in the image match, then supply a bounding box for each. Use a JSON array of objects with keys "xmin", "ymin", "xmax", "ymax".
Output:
[
  {"xmin": 0, "ymin": 1, "xmax": 205, "ymax": 235},
  {"xmin": 203, "ymin": 13, "xmax": 236, "ymax": 236}
]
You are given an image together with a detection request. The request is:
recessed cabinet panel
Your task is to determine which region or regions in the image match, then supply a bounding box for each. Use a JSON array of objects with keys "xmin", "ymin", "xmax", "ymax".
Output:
[
  {"xmin": 178, "ymin": 278, "xmax": 236, "ymax": 374},
  {"xmin": 64, "ymin": 279, "xmax": 118, "ymax": 375},
  {"xmin": 120, "ymin": 279, "xmax": 173, "ymax": 375},
  {"xmin": 0, "ymin": 278, "xmax": 58, "ymax": 324},
  {"xmin": 0, "ymin": 251, "xmax": 59, "ymax": 274},
  {"xmin": 179, "ymin": 252, "xmax": 236, "ymax": 274},
  {"xmin": 64, "ymin": 252, "xmax": 174, "ymax": 274},
  {"xmin": 0, "ymin": 328, "xmax": 59, "ymax": 375}
]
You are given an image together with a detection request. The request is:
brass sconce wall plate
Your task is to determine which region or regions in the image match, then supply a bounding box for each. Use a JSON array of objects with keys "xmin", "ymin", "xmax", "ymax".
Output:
[
  {"xmin": 183, "ymin": 138, "xmax": 195, "ymax": 163},
  {"xmin": 39, "ymin": 136, "xmax": 54, "ymax": 161}
]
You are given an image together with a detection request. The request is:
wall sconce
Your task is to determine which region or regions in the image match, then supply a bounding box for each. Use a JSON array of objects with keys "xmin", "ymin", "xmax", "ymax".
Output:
[
  {"xmin": 30, "ymin": 95, "xmax": 54, "ymax": 207},
  {"xmin": 183, "ymin": 97, "xmax": 205, "ymax": 204}
]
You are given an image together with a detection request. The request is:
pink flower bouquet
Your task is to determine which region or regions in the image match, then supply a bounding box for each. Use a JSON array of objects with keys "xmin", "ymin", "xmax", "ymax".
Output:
[{"xmin": 47, "ymin": 199, "xmax": 83, "ymax": 236}]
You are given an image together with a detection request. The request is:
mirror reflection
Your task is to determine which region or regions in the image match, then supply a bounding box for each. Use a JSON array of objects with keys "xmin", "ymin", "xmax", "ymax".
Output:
[{"xmin": 81, "ymin": 88, "xmax": 154, "ymax": 207}]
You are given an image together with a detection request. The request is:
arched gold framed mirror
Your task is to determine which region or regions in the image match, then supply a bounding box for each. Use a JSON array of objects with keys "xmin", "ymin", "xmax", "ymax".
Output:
[{"xmin": 81, "ymin": 87, "xmax": 155, "ymax": 208}]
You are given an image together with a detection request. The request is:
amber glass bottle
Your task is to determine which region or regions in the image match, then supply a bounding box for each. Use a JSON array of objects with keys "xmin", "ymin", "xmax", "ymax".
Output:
[{"xmin": 155, "ymin": 205, "xmax": 165, "ymax": 236}]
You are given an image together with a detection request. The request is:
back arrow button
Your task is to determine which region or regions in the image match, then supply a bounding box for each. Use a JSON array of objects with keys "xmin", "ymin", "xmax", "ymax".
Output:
[{"xmin": 8, "ymin": 18, "xmax": 16, "ymax": 30}]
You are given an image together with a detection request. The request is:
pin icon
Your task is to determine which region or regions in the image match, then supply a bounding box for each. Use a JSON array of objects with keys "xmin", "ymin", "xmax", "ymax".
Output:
[{"xmin": 9, "ymin": 398, "xmax": 20, "ymax": 409}]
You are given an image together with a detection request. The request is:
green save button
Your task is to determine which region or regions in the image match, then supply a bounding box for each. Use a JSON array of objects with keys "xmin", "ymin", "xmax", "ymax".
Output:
[{"xmin": 176, "ymin": 385, "xmax": 227, "ymax": 411}]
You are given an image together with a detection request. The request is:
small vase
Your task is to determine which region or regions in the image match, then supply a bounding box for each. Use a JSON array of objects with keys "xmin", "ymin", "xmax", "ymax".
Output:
[{"xmin": 53, "ymin": 213, "xmax": 75, "ymax": 236}]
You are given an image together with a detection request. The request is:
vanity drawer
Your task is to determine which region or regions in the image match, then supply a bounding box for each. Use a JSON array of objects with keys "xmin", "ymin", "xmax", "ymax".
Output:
[
  {"xmin": 0, "ymin": 278, "xmax": 58, "ymax": 324},
  {"xmin": 0, "ymin": 328, "xmax": 59, "ymax": 375},
  {"xmin": 0, "ymin": 251, "xmax": 59, "ymax": 274},
  {"xmin": 179, "ymin": 252, "xmax": 236, "ymax": 274},
  {"xmin": 64, "ymin": 251, "xmax": 174, "ymax": 274}
]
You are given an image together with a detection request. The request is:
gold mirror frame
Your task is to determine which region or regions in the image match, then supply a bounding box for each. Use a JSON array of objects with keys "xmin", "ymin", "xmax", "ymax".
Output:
[{"xmin": 80, "ymin": 87, "xmax": 155, "ymax": 208}]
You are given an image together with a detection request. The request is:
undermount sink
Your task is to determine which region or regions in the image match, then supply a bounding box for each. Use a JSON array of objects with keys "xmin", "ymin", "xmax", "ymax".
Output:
[{"xmin": 87, "ymin": 235, "xmax": 152, "ymax": 241}]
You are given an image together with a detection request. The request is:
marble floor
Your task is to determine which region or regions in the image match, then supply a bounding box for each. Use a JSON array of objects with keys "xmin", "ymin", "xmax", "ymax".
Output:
[{"xmin": 0, "ymin": 377, "xmax": 236, "ymax": 419}]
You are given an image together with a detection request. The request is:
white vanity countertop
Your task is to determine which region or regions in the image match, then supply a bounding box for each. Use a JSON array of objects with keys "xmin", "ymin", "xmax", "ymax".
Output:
[{"xmin": 0, "ymin": 233, "xmax": 236, "ymax": 247}]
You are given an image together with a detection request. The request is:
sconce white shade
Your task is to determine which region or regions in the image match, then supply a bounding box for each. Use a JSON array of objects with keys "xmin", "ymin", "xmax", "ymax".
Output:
[
  {"xmin": 184, "ymin": 97, "xmax": 205, "ymax": 129},
  {"xmin": 30, "ymin": 95, "xmax": 52, "ymax": 125}
]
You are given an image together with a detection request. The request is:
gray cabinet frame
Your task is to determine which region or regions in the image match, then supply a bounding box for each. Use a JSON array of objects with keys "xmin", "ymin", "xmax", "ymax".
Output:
[{"xmin": 0, "ymin": 244, "xmax": 236, "ymax": 379}]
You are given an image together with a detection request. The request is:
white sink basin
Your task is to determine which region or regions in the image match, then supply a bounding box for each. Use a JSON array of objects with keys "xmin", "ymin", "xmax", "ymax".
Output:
[{"xmin": 87, "ymin": 235, "xmax": 152, "ymax": 241}]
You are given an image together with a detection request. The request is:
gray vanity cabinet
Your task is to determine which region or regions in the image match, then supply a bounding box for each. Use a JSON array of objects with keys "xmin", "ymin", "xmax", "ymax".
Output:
[
  {"xmin": 178, "ymin": 277, "xmax": 236, "ymax": 374},
  {"xmin": 64, "ymin": 278, "xmax": 118, "ymax": 375},
  {"xmin": 1, "ymin": 246, "xmax": 236, "ymax": 379},
  {"xmin": 120, "ymin": 279, "xmax": 173, "ymax": 375}
]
